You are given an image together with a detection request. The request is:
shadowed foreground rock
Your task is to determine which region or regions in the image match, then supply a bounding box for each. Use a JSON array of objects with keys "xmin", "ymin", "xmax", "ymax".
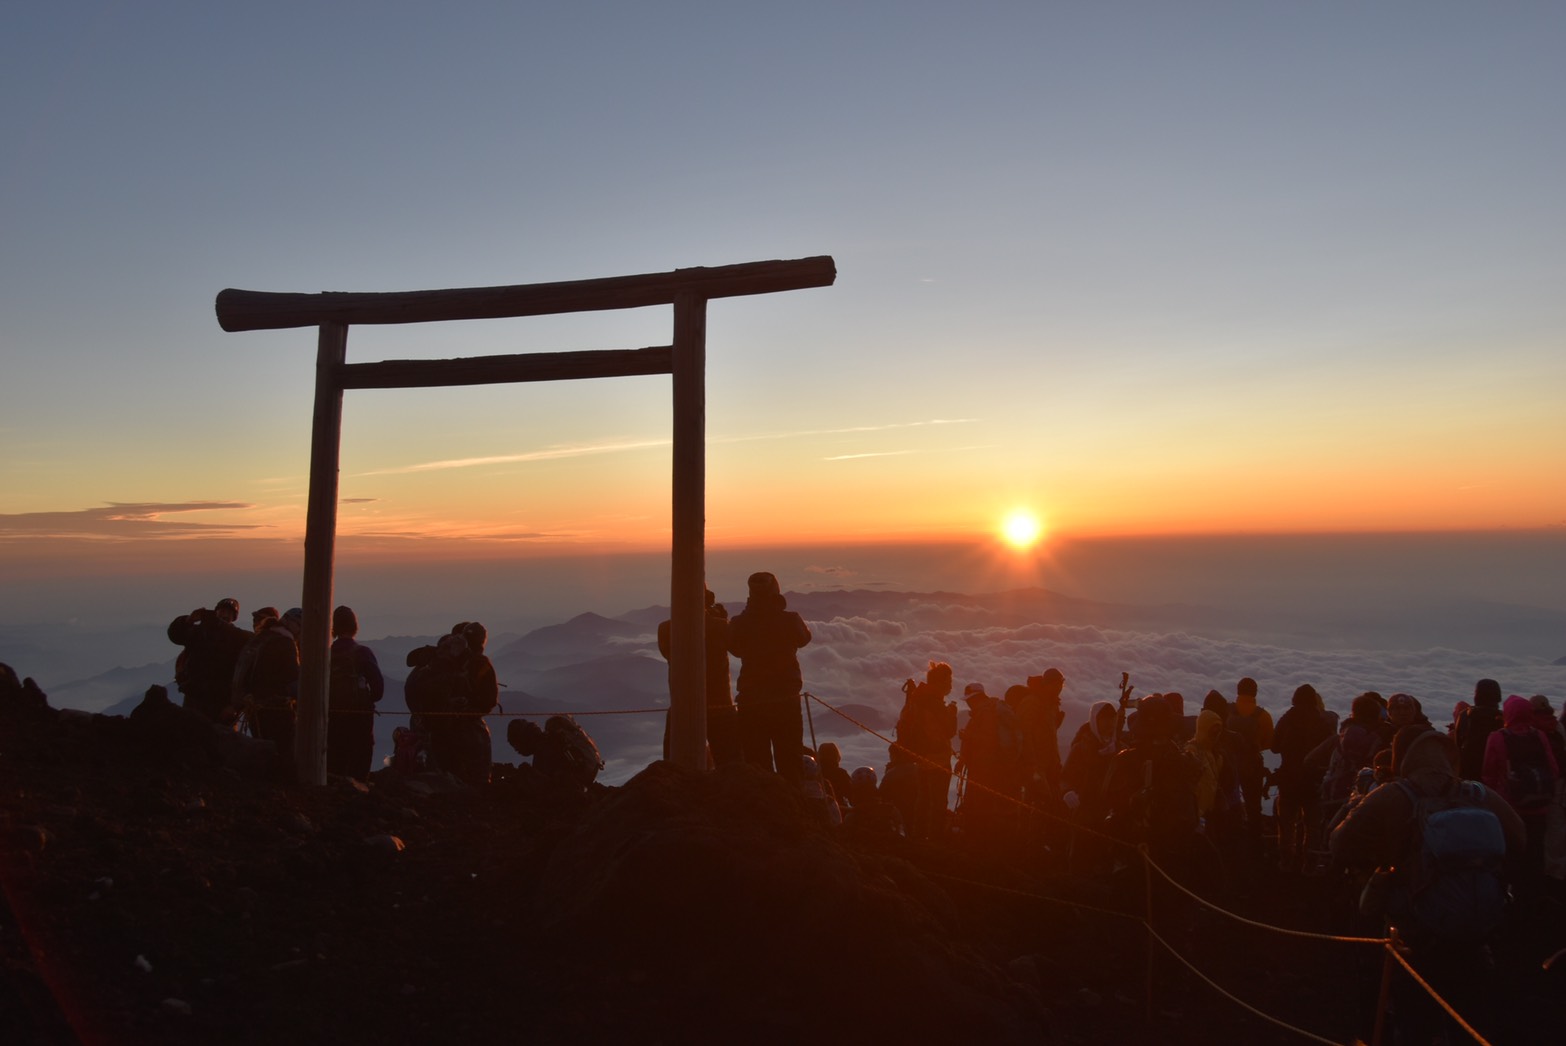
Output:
[{"xmin": 525, "ymin": 761, "xmax": 1044, "ymax": 1043}]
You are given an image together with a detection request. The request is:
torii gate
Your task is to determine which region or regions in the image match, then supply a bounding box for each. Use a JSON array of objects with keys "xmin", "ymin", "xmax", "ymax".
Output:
[{"xmin": 214, "ymin": 256, "xmax": 836, "ymax": 785}]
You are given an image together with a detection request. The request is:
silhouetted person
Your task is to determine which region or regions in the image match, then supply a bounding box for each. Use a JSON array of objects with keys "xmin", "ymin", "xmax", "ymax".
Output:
[
  {"xmin": 409, "ymin": 625, "xmax": 494, "ymax": 787},
  {"xmin": 167, "ymin": 597, "xmax": 250, "ymax": 724},
  {"xmin": 1331, "ymin": 727, "xmax": 1523, "ymax": 1045},
  {"xmin": 816, "ymin": 742, "xmax": 854, "ymax": 809},
  {"xmin": 658, "ymin": 588, "xmax": 742, "ymax": 768},
  {"xmin": 843, "ymin": 765, "xmax": 905, "ymax": 839},
  {"xmin": 507, "ymin": 714, "xmax": 603, "ymax": 792},
  {"xmin": 1226, "ymin": 677, "xmax": 1274, "ymax": 839},
  {"xmin": 954, "ymin": 682, "xmax": 1020, "ymax": 849},
  {"xmin": 326, "ymin": 605, "xmax": 384, "ymax": 781},
  {"xmin": 893, "ymin": 661, "xmax": 958, "ymax": 841},
  {"xmin": 1483, "ymin": 694, "xmax": 1560, "ymax": 897},
  {"xmin": 1019, "ymin": 668, "xmax": 1066, "ymax": 806},
  {"xmin": 232, "ymin": 607, "xmax": 301, "ymax": 781},
  {"xmin": 1271, "ymin": 683, "xmax": 1334, "ymax": 872},
  {"xmin": 1106, "ymin": 696, "xmax": 1201, "ymax": 865},
  {"xmin": 1455, "ymin": 678, "xmax": 1504, "ymax": 781},
  {"xmin": 726, "ymin": 571, "xmax": 811, "ymax": 783}
]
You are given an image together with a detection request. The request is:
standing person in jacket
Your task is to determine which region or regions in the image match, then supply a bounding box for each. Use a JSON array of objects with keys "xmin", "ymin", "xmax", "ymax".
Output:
[
  {"xmin": 1483, "ymin": 694, "xmax": 1561, "ymax": 894},
  {"xmin": 1331, "ymin": 727, "xmax": 1524, "ymax": 1046},
  {"xmin": 727, "ymin": 571, "xmax": 812, "ymax": 783},
  {"xmin": 1271, "ymin": 683, "xmax": 1334, "ymax": 872},
  {"xmin": 893, "ymin": 661, "xmax": 958, "ymax": 841},
  {"xmin": 1019, "ymin": 668, "xmax": 1067, "ymax": 805},
  {"xmin": 326, "ymin": 605, "xmax": 384, "ymax": 781},
  {"xmin": 1062, "ymin": 701, "xmax": 1119, "ymax": 824},
  {"xmin": 167, "ymin": 598, "xmax": 250, "ymax": 725},
  {"xmin": 234, "ymin": 608, "xmax": 302, "ymax": 781},
  {"xmin": 1226, "ymin": 677, "xmax": 1274, "ymax": 840},
  {"xmin": 1456, "ymin": 678, "xmax": 1505, "ymax": 780},
  {"xmin": 953, "ymin": 682, "xmax": 1018, "ymax": 850}
]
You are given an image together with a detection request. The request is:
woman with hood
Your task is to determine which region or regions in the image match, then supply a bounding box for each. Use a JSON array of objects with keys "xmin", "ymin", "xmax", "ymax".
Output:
[
  {"xmin": 1483, "ymin": 694, "xmax": 1560, "ymax": 885},
  {"xmin": 1185, "ymin": 709, "xmax": 1233, "ymax": 828},
  {"xmin": 1062, "ymin": 700, "xmax": 1119, "ymax": 824}
]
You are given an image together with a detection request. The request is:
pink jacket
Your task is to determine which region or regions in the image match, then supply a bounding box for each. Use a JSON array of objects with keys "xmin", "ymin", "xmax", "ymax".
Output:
[{"xmin": 1481, "ymin": 695, "xmax": 1560, "ymax": 813}]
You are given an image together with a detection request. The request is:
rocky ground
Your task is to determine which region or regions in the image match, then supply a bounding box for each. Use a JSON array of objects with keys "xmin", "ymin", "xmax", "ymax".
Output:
[{"xmin": 3, "ymin": 681, "xmax": 1564, "ymax": 1045}]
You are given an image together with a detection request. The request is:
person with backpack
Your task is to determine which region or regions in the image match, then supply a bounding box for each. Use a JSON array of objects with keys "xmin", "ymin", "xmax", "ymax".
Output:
[
  {"xmin": 406, "ymin": 632, "xmax": 489, "ymax": 786},
  {"xmin": 1330, "ymin": 726, "xmax": 1524, "ymax": 1045},
  {"xmin": 326, "ymin": 605, "xmax": 384, "ymax": 781},
  {"xmin": 953, "ymin": 682, "xmax": 1020, "ymax": 849},
  {"xmin": 167, "ymin": 598, "xmax": 250, "ymax": 724},
  {"xmin": 1455, "ymin": 678, "xmax": 1505, "ymax": 781},
  {"xmin": 231, "ymin": 608, "xmax": 301, "ymax": 781},
  {"xmin": 507, "ymin": 714, "xmax": 603, "ymax": 792},
  {"xmin": 726, "ymin": 571, "xmax": 812, "ymax": 783},
  {"xmin": 1105, "ymin": 696, "xmax": 1202, "ymax": 865},
  {"xmin": 1018, "ymin": 669, "xmax": 1067, "ymax": 806},
  {"xmin": 1483, "ymin": 694, "xmax": 1560, "ymax": 895}
]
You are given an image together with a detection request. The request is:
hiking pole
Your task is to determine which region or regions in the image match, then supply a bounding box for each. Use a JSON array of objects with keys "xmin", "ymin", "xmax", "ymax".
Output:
[{"xmin": 803, "ymin": 691, "xmax": 819, "ymax": 753}]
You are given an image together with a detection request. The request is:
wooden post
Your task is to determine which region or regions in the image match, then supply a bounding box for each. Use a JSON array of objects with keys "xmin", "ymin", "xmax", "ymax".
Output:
[
  {"xmin": 297, "ymin": 322, "xmax": 347, "ymax": 786},
  {"xmin": 667, "ymin": 291, "xmax": 708, "ymax": 771}
]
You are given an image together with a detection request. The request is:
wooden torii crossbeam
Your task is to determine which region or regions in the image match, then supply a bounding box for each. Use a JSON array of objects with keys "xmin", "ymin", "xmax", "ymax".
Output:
[{"xmin": 215, "ymin": 256, "xmax": 836, "ymax": 785}]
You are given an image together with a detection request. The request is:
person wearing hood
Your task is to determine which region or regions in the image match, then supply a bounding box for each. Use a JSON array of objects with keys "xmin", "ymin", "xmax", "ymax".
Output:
[
  {"xmin": 326, "ymin": 605, "xmax": 384, "ymax": 781},
  {"xmin": 1185, "ymin": 709, "xmax": 1232, "ymax": 827},
  {"xmin": 1225, "ymin": 677, "xmax": 1274, "ymax": 839},
  {"xmin": 726, "ymin": 571, "xmax": 812, "ymax": 782},
  {"xmin": 1062, "ymin": 701, "xmax": 1119, "ymax": 824},
  {"xmin": 1330, "ymin": 726, "xmax": 1523, "ymax": 1044},
  {"xmin": 1483, "ymin": 694, "xmax": 1560, "ymax": 889}
]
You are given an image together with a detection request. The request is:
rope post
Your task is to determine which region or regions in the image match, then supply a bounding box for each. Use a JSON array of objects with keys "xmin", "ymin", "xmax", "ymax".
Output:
[
  {"xmin": 1141, "ymin": 843, "xmax": 1155, "ymax": 1025},
  {"xmin": 1371, "ymin": 937, "xmax": 1396, "ymax": 1046}
]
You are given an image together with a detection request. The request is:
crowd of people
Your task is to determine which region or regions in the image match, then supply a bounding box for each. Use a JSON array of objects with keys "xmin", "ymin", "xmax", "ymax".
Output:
[
  {"xmin": 162, "ymin": 597, "xmax": 600, "ymax": 791},
  {"xmin": 13, "ymin": 577, "xmax": 1563, "ymax": 1041}
]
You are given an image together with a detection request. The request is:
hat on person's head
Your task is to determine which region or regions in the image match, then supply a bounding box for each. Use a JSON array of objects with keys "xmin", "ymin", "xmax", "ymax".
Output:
[
  {"xmin": 279, "ymin": 607, "xmax": 303, "ymax": 637},
  {"xmin": 252, "ymin": 606, "xmax": 280, "ymax": 626},
  {"xmin": 1530, "ymin": 694, "xmax": 1555, "ymax": 716},
  {"xmin": 332, "ymin": 605, "xmax": 358, "ymax": 638},
  {"xmin": 747, "ymin": 571, "xmax": 780, "ymax": 598},
  {"xmin": 1004, "ymin": 684, "xmax": 1029, "ymax": 707},
  {"xmin": 438, "ymin": 633, "xmax": 470, "ymax": 660},
  {"xmin": 963, "ymin": 682, "xmax": 988, "ymax": 704},
  {"xmin": 215, "ymin": 597, "xmax": 239, "ymax": 614},
  {"xmin": 1388, "ymin": 692, "xmax": 1417, "ymax": 713},
  {"xmin": 462, "ymin": 621, "xmax": 487, "ymax": 651}
]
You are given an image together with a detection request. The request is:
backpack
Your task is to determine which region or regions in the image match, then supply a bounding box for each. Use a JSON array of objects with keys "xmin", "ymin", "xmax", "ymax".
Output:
[
  {"xmin": 545, "ymin": 715, "xmax": 603, "ymax": 787},
  {"xmin": 1501, "ymin": 729, "xmax": 1556, "ymax": 812},
  {"xmin": 1388, "ymin": 779, "xmax": 1506, "ymax": 947},
  {"xmin": 329, "ymin": 643, "xmax": 371, "ymax": 711}
]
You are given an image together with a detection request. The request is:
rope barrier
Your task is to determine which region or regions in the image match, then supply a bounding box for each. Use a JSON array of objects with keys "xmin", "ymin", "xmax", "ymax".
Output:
[
  {"xmin": 1144, "ymin": 923, "xmax": 1357, "ymax": 1046},
  {"xmin": 1382, "ymin": 943, "xmax": 1495, "ymax": 1046},
  {"xmin": 1140, "ymin": 852, "xmax": 1389, "ymax": 946},
  {"xmin": 801, "ymin": 688, "xmax": 1509, "ymax": 1046}
]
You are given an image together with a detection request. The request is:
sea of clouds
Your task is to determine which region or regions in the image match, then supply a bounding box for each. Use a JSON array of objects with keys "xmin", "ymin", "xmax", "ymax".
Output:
[{"xmin": 603, "ymin": 590, "xmax": 1563, "ymax": 784}]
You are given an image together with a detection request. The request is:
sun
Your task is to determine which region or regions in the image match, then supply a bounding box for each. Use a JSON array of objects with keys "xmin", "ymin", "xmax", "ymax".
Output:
[{"xmin": 999, "ymin": 509, "xmax": 1044, "ymax": 550}]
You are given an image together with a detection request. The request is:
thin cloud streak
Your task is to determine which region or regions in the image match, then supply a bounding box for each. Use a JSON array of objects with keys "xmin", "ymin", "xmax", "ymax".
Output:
[{"xmin": 358, "ymin": 419, "xmax": 981, "ymax": 476}]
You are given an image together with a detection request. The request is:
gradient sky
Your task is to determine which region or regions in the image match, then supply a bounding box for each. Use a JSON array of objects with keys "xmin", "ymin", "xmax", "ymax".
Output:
[{"xmin": 4, "ymin": 3, "xmax": 1564, "ymax": 577}]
